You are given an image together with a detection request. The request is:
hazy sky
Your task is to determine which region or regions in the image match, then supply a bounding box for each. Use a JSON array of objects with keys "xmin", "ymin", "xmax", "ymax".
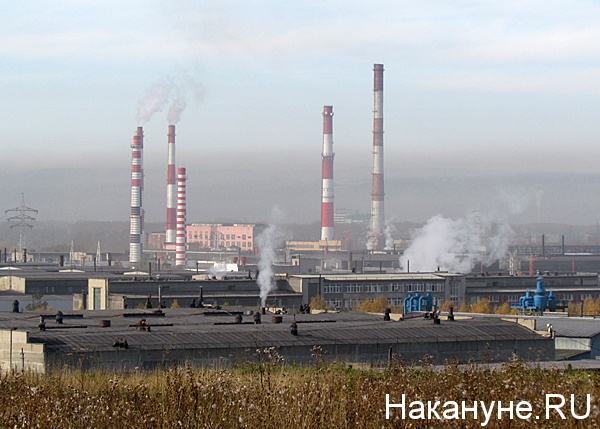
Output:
[{"xmin": 2, "ymin": 1, "xmax": 600, "ymax": 227}]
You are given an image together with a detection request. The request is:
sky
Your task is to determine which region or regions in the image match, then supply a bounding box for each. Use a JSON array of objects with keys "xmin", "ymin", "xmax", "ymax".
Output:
[{"xmin": 1, "ymin": 1, "xmax": 600, "ymax": 229}]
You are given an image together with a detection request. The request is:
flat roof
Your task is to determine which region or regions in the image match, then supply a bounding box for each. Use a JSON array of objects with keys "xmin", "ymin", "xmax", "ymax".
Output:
[
  {"xmin": 291, "ymin": 273, "xmax": 463, "ymax": 281},
  {"xmin": 0, "ymin": 309, "xmax": 544, "ymax": 355},
  {"xmin": 532, "ymin": 316, "xmax": 600, "ymax": 338}
]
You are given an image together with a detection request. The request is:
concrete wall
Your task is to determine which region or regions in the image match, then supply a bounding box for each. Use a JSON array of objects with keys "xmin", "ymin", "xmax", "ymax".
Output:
[
  {"xmin": 555, "ymin": 337, "xmax": 591, "ymax": 353},
  {"xmin": 40, "ymin": 335, "xmax": 553, "ymax": 371},
  {"xmin": 0, "ymin": 330, "xmax": 46, "ymax": 373},
  {"xmin": 0, "ymin": 275, "xmax": 25, "ymax": 292},
  {"xmin": 73, "ymin": 293, "xmax": 86, "ymax": 311}
]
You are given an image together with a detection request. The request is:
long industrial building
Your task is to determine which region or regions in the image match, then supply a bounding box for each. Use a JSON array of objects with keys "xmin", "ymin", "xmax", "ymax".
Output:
[{"xmin": 0, "ymin": 308, "xmax": 552, "ymax": 373}]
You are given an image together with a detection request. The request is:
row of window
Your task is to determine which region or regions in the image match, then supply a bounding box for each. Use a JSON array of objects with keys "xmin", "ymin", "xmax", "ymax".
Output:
[
  {"xmin": 189, "ymin": 233, "xmax": 251, "ymax": 241},
  {"xmin": 323, "ymin": 282, "xmax": 446, "ymax": 294},
  {"xmin": 486, "ymin": 293, "xmax": 593, "ymax": 303},
  {"xmin": 189, "ymin": 240, "xmax": 252, "ymax": 249},
  {"xmin": 324, "ymin": 297, "xmax": 444, "ymax": 309}
]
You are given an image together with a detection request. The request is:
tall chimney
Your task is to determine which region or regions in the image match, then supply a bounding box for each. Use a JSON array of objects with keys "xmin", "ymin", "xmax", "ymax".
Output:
[
  {"xmin": 129, "ymin": 127, "xmax": 144, "ymax": 266},
  {"xmin": 321, "ymin": 106, "xmax": 335, "ymax": 241},
  {"xmin": 165, "ymin": 125, "xmax": 177, "ymax": 244},
  {"xmin": 175, "ymin": 167, "xmax": 187, "ymax": 267},
  {"xmin": 369, "ymin": 64, "xmax": 385, "ymax": 250}
]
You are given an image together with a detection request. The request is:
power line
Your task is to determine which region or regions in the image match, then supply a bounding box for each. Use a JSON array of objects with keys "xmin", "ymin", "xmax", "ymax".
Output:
[{"xmin": 5, "ymin": 193, "xmax": 38, "ymax": 259}]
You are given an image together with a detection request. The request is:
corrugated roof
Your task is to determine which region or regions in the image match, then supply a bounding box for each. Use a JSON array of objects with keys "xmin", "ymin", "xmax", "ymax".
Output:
[
  {"xmin": 0, "ymin": 309, "xmax": 544, "ymax": 354},
  {"xmin": 534, "ymin": 317, "xmax": 600, "ymax": 338},
  {"xmin": 291, "ymin": 273, "xmax": 461, "ymax": 281}
]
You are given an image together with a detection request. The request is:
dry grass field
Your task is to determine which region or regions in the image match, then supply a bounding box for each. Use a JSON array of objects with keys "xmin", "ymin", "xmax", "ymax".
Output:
[{"xmin": 0, "ymin": 351, "xmax": 598, "ymax": 428}]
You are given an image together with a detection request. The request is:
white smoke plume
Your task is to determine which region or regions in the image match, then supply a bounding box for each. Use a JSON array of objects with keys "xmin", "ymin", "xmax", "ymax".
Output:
[
  {"xmin": 366, "ymin": 221, "xmax": 395, "ymax": 251},
  {"xmin": 256, "ymin": 207, "xmax": 285, "ymax": 307},
  {"xmin": 167, "ymin": 92, "xmax": 187, "ymax": 125},
  {"xmin": 366, "ymin": 228, "xmax": 380, "ymax": 250},
  {"xmin": 399, "ymin": 199, "xmax": 520, "ymax": 273},
  {"xmin": 536, "ymin": 187, "xmax": 544, "ymax": 223},
  {"xmin": 384, "ymin": 220, "xmax": 396, "ymax": 250},
  {"xmin": 136, "ymin": 71, "xmax": 204, "ymax": 124},
  {"xmin": 136, "ymin": 76, "xmax": 175, "ymax": 123}
]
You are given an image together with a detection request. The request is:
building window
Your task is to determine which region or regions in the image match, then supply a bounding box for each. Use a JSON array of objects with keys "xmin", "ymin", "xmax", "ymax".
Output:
[
  {"xmin": 426, "ymin": 283, "xmax": 444, "ymax": 292},
  {"xmin": 387, "ymin": 297, "xmax": 403, "ymax": 306},
  {"xmin": 344, "ymin": 298, "xmax": 362, "ymax": 309},
  {"xmin": 508, "ymin": 295, "xmax": 520, "ymax": 303},
  {"xmin": 324, "ymin": 284, "xmax": 342, "ymax": 294},
  {"xmin": 325, "ymin": 299, "xmax": 343, "ymax": 309},
  {"xmin": 364, "ymin": 283, "xmax": 383, "ymax": 293},
  {"xmin": 450, "ymin": 281, "xmax": 458, "ymax": 299},
  {"xmin": 345, "ymin": 284, "xmax": 363, "ymax": 293}
]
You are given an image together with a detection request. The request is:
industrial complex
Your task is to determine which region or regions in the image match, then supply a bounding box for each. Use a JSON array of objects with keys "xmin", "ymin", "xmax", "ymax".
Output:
[
  {"xmin": 2, "ymin": 63, "xmax": 600, "ymax": 372},
  {"xmin": 0, "ymin": 260, "xmax": 598, "ymax": 372}
]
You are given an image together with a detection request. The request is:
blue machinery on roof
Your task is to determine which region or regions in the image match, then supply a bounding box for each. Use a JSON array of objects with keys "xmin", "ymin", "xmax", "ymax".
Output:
[
  {"xmin": 403, "ymin": 292, "xmax": 434, "ymax": 314},
  {"xmin": 512, "ymin": 276, "xmax": 569, "ymax": 315}
]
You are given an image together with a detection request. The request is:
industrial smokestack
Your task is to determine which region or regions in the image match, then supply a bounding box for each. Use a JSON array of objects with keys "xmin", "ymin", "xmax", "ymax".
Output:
[
  {"xmin": 175, "ymin": 167, "xmax": 187, "ymax": 267},
  {"xmin": 165, "ymin": 125, "xmax": 177, "ymax": 244},
  {"xmin": 369, "ymin": 64, "xmax": 385, "ymax": 250},
  {"xmin": 321, "ymin": 106, "xmax": 335, "ymax": 241},
  {"xmin": 129, "ymin": 127, "xmax": 144, "ymax": 266}
]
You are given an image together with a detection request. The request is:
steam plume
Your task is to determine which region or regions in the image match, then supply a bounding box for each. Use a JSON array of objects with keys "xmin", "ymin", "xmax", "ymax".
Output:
[
  {"xmin": 168, "ymin": 92, "xmax": 187, "ymax": 125},
  {"xmin": 256, "ymin": 207, "xmax": 285, "ymax": 307},
  {"xmin": 136, "ymin": 72, "xmax": 203, "ymax": 124},
  {"xmin": 136, "ymin": 76, "xmax": 174, "ymax": 123},
  {"xmin": 366, "ymin": 228, "xmax": 380, "ymax": 251},
  {"xmin": 384, "ymin": 220, "xmax": 396, "ymax": 250},
  {"xmin": 399, "ymin": 204, "xmax": 516, "ymax": 273}
]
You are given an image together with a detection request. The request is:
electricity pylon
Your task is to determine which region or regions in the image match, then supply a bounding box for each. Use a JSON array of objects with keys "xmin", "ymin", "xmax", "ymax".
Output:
[{"xmin": 5, "ymin": 193, "xmax": 38, "ymax": 260}]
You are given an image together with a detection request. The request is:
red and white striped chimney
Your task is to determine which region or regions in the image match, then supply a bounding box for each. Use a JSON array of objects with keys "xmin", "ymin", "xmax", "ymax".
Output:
[
  {"xmin": 129, "ymin": 127, "xmax": 144, "ymax": 265},
  {"xmin": 321, "ymin": 106, "xmax": 334, "ymax": 241},
  {"xmin": 369, "ymin": 64, "xmax": 385, "ymax": 249},
  {"xmin": 175, "ymin": 167, "xmax": 187, "ymax": 267},
  {"xmin": 166, "ymin": 125, "xmax": 177, "ymax": 244}
]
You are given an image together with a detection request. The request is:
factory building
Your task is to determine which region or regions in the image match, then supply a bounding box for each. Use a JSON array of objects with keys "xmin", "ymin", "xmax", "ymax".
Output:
[
  {"xmin": 288, "ymin": 273, "xmax": 466, "ymax": 309},
  {"xmin": 465, "ymin": 272, "xmax": 600, "ymax": 305},
  {"xmin": 0, "ymin": 309, "xmax": 553, "ymax": 373},
  {"xmin": 529, "ymin": 316, "xmax": 600, "ymax": 360},
  {"xmin": 1, "ymin": 258, "xmax": 599, "ymax": 317},
  {"xmin": 286, "ymin": 240, "xmax": 343, "ymax": 253},
  {"xmin": 81, "ymin": 274, "xmax": 300, "ymax": 310},
  {"xmin": 186, "ymin": 223, "xmax": 265, "ymax": 251}
]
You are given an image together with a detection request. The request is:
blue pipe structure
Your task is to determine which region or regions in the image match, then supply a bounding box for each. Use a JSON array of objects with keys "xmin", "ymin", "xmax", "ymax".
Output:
[
  {"xmin": 512, "ymin": 276, "xmax": 568, "ymax": 315},
  {"xmin": 403, "ymin": 292, "xmax": 434, "ymax": 314}
]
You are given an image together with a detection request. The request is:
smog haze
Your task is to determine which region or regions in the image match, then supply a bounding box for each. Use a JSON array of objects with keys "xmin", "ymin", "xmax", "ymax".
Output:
[{"xmin": 1, "ymin": 1, "xmax": 600, "ymax": 227}]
